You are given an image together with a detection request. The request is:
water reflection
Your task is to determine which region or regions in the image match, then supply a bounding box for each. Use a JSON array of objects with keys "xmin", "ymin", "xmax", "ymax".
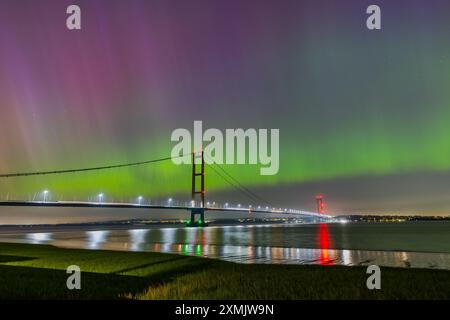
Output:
[
  {"xmin": 342, "ymin": 249, "xmax": 351, "ymax": 265},
  {"xmin": 135, "ymin": 242, "xmax": 450, "ymax": 270},
  {"xmin": 128, "ymin": 229, "xmax": 149, "ymax": 251},
  {"xmin": 5, "ymin": 224, "xmax": 450, "ymax": 270},
  {"xmin": 161, "ymin": 227, "xmax": 176, "ymax": 244},
  {"xmin": 26, "ymin": 232, "xmax": 52, "ymax": 244},
  {"xmin": 318, "ymin": 223, "xmax": 335, "ymax": 265},
  {"xmin": 86, "ymin": 230, "xmax": 109, "ymax": 249}
]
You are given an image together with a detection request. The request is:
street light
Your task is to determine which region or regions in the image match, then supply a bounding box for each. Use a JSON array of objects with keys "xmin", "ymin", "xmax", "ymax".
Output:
[
  {"xmin": 137, "ymin": 196, "xmax": 143, "ymax": 205},
  {"xmin": 98, "ymin": 193, "xmax": 104, "ymax": 203},
  {"xmin": 168, "ymin": 198, "xmax": 172, "ymax": 206},
  {"xmin": 43, "ymin": 190, "xmax": 49, "ymax": 202}
]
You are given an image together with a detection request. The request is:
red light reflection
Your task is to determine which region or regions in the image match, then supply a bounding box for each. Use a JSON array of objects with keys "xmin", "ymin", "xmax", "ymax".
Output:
[{"xmin": 318, "ymin": 223, "xmax": 334, "ymax": 265}]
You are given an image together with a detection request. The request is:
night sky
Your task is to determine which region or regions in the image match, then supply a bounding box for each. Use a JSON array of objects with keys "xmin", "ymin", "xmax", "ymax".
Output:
[{"xmin": 1, "ymin": 0, "xmax": 450, "ymax": 215}]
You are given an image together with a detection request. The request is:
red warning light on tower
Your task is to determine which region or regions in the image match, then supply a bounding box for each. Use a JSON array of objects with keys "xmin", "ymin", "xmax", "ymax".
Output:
[{"xmin": 315, "ymin": 194, "xmax": 326, "ymax": 214}]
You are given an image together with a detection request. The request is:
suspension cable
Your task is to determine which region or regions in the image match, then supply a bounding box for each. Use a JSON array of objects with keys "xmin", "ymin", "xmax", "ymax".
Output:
[
  {"xmin": 0, "ymin": 153, "xmax": 191, "ymax": 178},
  {"xmin": 203, "ymin": 154, "xmax": 272, "ymax": 207}
]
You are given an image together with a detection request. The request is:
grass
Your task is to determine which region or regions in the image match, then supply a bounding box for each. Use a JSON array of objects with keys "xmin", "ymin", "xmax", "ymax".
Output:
[{"xmin": 0, "ymin": 242, "xmax": 449, "ymax": 299}]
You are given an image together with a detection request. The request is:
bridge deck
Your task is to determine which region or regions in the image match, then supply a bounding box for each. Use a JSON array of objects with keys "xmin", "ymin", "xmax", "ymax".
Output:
[{"xmin": 0, "ymin": 201, "xmax": 330, "ymax": 218}]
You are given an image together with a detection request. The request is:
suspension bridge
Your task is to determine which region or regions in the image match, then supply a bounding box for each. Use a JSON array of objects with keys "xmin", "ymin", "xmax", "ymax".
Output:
[{"xmin": 0, "ymin": 151, "xmax": 331, "ymax": 226}]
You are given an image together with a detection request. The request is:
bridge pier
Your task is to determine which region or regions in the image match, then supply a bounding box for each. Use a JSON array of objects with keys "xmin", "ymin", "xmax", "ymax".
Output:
[{"xmin": 187, "ymin": 208, "xmax": 206, "ymax": 227}]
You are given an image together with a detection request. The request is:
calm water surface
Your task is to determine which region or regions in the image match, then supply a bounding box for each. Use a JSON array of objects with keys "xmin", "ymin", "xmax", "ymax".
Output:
[{"xmin": 1, "ymin": 221, "xmax": 450, "ymax": 269}]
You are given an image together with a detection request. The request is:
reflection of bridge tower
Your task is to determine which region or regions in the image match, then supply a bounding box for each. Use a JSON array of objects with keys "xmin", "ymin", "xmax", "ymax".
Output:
[
  {"xmin": 189, "ymin": 150, "xmax": 205, "ymax": 226},
  {"xmin": 315, "ymin": 195, "xmax": 325, "ymax": 214}
]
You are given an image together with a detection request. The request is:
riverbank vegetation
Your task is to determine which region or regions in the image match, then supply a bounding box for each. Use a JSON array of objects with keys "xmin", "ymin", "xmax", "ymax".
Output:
[{"xmin": 0, "ymin": 243, "xmax": 449, "ymax": 299}]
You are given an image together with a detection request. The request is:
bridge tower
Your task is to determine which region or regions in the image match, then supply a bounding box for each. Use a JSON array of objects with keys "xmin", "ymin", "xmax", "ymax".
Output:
[
  {"xmin": 189, "ymin": 150, "xmax": 206, "ymax": 226},
  {"xmin": 315, "ymin": 195, "xmax": 325, "ymax": 214}
]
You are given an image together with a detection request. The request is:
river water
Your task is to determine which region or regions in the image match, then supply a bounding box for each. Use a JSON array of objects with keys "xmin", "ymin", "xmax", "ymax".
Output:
[{"xmin": 1, "ymin": 221, "xmax": 450, "ymax": 269}]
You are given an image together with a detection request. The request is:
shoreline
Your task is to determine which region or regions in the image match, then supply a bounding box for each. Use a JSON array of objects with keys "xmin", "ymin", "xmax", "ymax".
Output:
[
  {"xmin": 1, "ymin": 238, "xmax": 450, "ymax": 271},
  {"xmin": 1, "ymin": 236, "xmax": 450, "ymax": 255}
]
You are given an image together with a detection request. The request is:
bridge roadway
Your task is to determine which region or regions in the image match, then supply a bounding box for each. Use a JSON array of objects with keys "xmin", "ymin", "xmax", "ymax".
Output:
[{"xmin": 0, "ymin": 200, "xmax": 331, "ymax": 219}]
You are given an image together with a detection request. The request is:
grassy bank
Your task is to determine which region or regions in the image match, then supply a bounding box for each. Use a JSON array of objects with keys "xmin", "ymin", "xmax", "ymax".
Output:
[{"xmin": 0, "ymin": 242, "xmax": 449, "ymax": 299}]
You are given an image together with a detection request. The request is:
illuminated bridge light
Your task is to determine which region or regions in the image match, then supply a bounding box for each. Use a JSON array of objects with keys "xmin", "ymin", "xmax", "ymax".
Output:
[{"xmin": 42, "ymin": 190, "xmax": 49, "ymax": 202}]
